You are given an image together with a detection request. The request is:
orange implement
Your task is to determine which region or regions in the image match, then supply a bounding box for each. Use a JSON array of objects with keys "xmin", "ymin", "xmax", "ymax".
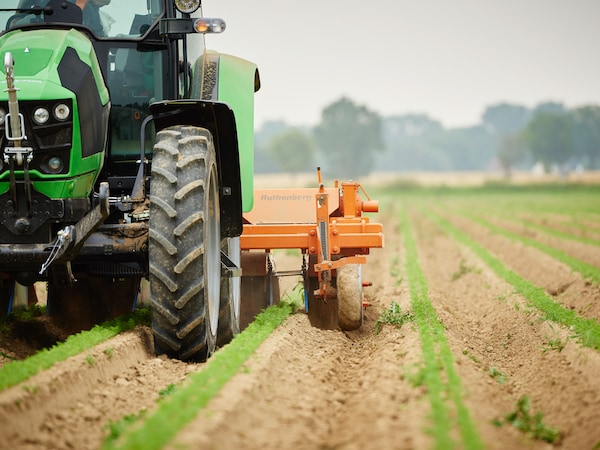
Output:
[
  {"xmin": 240, "ymin": 172, "xmax": 383, "ymax": 265},
  {"xmin": 239, "ymin": 169, "xmax": 384, "ymax": 331}
]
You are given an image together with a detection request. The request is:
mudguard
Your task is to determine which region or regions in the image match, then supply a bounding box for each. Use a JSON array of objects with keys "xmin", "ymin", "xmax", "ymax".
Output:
[
  {"xmin": 152, "ymin": 52, "xmax": 259, "ymax": 238},
  {"xmin": 150, "ymin": 99, "xmax": 242, "ymax": 238},
  {"xmin": 208, "ymin": 52, "xmax": 260, "ymax": 215}
]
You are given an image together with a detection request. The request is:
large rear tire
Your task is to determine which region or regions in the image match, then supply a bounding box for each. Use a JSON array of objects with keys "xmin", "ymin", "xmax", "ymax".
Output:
[
  {"xmin": 149, "ymin": 126, "xmax": 221, "ymax": 362},
  {"xmin": 217, "ymin": 237, "xmax": 241, "ymax": 348}
]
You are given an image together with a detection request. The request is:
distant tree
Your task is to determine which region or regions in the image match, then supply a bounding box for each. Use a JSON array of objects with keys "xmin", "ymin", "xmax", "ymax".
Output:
[
  {"xmin": 571, "ymin": 105, "xmax": 600, "ymax": 169},
  {"xmin": 254, "ymin": 120, "xmax": 291, "ymax": 173},
  {"xmin": 523, "ymin": 112, "xmax": 573, "ymax": 172},
  {"xmin": 374, "ymin": 115, "xmax": 444, "ymax": 172},
  {"xmin": 429, "ymin": 125, "xmax": 495, "ymax": 170},
  {"xmin": 497, "ymin": 133, "xmax": 527, "ymax": 177},
  {"xmin": 313, "ymin": 97, "xmax": 383, "ymax": 178},
  {"xmin": 482, "ymin": 103, "xmax": 531, "ymax": 136},
  {"xmin": 384, "ymin": 114, "xmax": 443, "ymax": 140},
  {"xmin": 533, "ymin": 101, "xmax": 566, "ymax": 116},
  {"xmin": 255, "ymin": 120, "xmax": 289, "ymax": 147},
  {"xmin": 266, "ymin": 128, "xmax": 316, "ymax": 174}
]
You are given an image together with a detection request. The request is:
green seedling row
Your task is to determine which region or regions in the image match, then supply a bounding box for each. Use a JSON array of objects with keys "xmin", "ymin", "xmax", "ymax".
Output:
[
  {"xmin": 462, "ymin": 212, "xmax": 600, "ymax": 284},
  {"xmin": 426, "ymin": 210, "xmax": 600, "ymax": 351},
  {"xmin": 0, "ymin": 309, "xmax": 150, "ymax": 392},
  {"xmin": 438, "ymin": 193, "xmax": 600, "ymax": 246},
  {"xmin": 103, "ymin": 301, "xmax": 295, "ymax": 450},
  {"xmin": 414, "ymin": 184, "xmax": 600, "ymax": 223},
  {"xmin": 493, "ymin": 213, "xmax": 600, "ymax": 248},
  {"xmin": 401, "ymin": 208, "xmax": 484, "ymax": 450}
]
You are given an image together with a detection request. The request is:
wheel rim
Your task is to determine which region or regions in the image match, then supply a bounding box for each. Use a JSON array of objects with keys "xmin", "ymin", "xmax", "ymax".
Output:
[{"xmin": 207, "ymin": 163, "xmax": 221, "ymax": 337}]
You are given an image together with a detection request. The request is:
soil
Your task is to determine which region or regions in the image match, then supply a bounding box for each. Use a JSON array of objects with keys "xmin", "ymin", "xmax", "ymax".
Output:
[{"xmin": 1, "ymin": 196, "xmax": 600, "ymax": 449}]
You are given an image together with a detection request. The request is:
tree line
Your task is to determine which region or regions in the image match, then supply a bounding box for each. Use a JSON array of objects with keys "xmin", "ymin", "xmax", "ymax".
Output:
[{"xmin": 255, "ymin": 97, "xmax": 600, "ymax": 178}]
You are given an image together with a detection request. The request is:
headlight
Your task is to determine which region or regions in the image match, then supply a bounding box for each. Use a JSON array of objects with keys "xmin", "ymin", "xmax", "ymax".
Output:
[
  {"xmin": 33, "ymin": 107, "xmax": 50, "ymax": 124},
  {"xmin": 53, "ymin": 103, "xmax": 70, "ymax": 121},
  {"xmin": 46, "ymin": 156, "xmax": 64, "ymax": 173},
  {"xmin": 0, "ymin": 108, "xmax": 6, "ymax": 126},
  {"xmin": 175, "ymin": 0, "xmax": 200, "ymax": 14}
]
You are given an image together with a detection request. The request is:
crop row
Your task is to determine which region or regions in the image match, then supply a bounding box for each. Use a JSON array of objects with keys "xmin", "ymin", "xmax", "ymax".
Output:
[
  {"xmin": 400, "ymin": 209, "xmax": 484, "ymax": 449},
  {"xmin": 384, "ymin": 184, "xmax": 600, "ymax": 447},
  {"xmin": 427, "ymin": 210, "xmax": 600, "ymax": 350},
  {"xmin": 103, "ymin": 302, "xmax": 294, "ymax": 450},
  {"xmin": 0, "ymin": 310, "xmax": 151, "ymax": 392},
  {"xmin": 0, "ymin": 301, "xmax": 296, "ymax": 448}
]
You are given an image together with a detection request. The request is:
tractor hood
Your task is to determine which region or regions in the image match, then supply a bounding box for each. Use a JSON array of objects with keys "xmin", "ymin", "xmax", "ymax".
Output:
[
  {"xmin": 0, "ymin": 28, "xmax": 110, "ymax": 202},
  {"xmin": 0, "ymin": 29, "xmax": 110, "ymax": 188},
  {"xmin": 0, "ymin": 28, "xmax": 109, "ymax": 105}
]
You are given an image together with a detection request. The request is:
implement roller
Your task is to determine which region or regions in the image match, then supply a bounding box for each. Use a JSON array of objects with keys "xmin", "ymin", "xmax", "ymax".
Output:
[{"xmin": 240, "ymin": 168, "xmax": 384, "ymax": 330}]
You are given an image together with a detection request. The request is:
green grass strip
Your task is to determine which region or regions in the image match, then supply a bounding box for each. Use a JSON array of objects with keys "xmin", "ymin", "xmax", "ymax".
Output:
[
  {"xmin": 466, "ymin": 213, "xmax": 600, "ymax": 284},
  {"xmin": 103, "ymin": 302, "xmax": 294, "ymax": 450},
  {"xmin": 427, "ymin": 210, "xmax": 600, "ymax": 351},
  {"xmin": 506, "ymin": 215, "xmax": 600, "ymax": 248},
  {"xmin": 401, "ymin": 209, "xmax": 484, "ymax": 450},
  {"xmin": 458, "ymin": 198, "xmax": 600, "ymax": 247},
  {"xmin": 0, "ymin": 309, "xmax": 150, "ymax": 392}
]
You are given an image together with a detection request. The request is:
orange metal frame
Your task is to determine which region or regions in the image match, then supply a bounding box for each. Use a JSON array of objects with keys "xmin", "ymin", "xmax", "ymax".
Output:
[{"xmin": 240, "ymin": 170, "xmax": 384, "ymax": 292}]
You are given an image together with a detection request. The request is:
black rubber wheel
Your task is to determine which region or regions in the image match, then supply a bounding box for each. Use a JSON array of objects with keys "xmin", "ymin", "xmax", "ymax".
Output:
[
  {"xmin": 149, "ymin": 126, "xmax": 221, "ymax": 362},
  {"xmin": 337, "ymin": 264, "xmax": 363, "ymax": 331},
  {"xmin": 217, "ymin": 237, "xmax": 241, "ymax": 348}
]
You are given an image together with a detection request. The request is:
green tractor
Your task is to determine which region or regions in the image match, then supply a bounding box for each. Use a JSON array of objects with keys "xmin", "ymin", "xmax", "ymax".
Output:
[{"xmin": 0, "ymin": 0, "xmax": 259, "ymax": 361}]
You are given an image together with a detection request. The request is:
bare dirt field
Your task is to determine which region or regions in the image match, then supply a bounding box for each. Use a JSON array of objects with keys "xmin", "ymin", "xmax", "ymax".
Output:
[{"xmin": 1, "ymin": 176, "xmax": 599, "ymax": 449}]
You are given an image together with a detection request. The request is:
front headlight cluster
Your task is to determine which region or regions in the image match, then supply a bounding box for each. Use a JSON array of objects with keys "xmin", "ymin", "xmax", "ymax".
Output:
[
  {"xmin": 0, "ymin": 99, "xmax": 72, "ymax": 176},
  {"xmin": 175, "ymin": 0, "xmax": 200, "ymax": 14},
  {"xmin": 0, "ymin": 102, "xmax": 71, "ymax": 127},
  {"xmin": 32, "ymin": 103, "xmax": 71, "ymax": 125}
]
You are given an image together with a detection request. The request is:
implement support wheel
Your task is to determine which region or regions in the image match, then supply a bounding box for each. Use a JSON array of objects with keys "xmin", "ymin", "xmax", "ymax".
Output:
[{"xmin": 337, "ymin": 264, "xmax": 363, "ymax": 331}]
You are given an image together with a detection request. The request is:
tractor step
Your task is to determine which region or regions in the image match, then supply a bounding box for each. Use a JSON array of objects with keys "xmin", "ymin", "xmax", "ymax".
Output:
[{"xmin": 221, "ymin": 251, "xmax": 242, "ymax": 278}]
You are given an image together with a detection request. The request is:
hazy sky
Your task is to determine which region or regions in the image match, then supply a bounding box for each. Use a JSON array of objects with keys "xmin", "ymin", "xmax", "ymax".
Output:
[{"xmin": 203, "ymin": 0, "xmax": 600, "ymax": 129}]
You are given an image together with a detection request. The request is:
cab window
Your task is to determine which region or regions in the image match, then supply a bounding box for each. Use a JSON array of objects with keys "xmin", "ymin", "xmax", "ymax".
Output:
[{"xmin": 2, "ymin": 0, "xmax": 163, "ymax": 39}]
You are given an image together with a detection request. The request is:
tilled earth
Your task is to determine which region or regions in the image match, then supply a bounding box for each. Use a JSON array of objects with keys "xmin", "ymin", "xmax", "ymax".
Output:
[{"xmin": 1, "ymin": 206, "xmax": 599, "ymax": 449}]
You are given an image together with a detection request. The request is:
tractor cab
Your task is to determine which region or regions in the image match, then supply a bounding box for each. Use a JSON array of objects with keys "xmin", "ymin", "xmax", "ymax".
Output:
[
  {"xmin": 0, "ymin": 0, "xmax": 213, "ymax": 195},
  {"xmin": 0, "ymin": 0, "xmax": 190, "ymax": 186}
]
